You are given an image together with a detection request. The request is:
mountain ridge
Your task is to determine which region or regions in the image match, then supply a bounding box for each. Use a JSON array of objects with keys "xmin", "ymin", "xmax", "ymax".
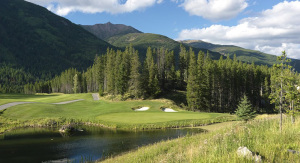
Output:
[
  {"xmin": 107, "ymin": 32, "xmax": 223, "ymax": 60},
  {"xmin": 180, "ymin": 40, "xmax": 300, "ymax": 71},
  {"xmin": 81, "ymin": 22, "xmax": 142, "ymax": 40}
]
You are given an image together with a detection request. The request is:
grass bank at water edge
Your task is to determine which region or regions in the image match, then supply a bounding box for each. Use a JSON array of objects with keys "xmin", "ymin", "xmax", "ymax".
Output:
[{"xmin": 102, "ymin": 116, "xmax": 300, "ymax": 163}]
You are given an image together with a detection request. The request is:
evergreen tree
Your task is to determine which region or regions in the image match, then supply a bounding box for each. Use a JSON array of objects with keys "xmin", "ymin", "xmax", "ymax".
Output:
[
  {"xmin": 197, "ymin": 51, "xmax": 208, "ymax": 110},
  {"xmin": 144, "ymin": 47, "xmax": 161, "ymax": 97},
  {"xmin": 106, "ymin": 49, "xmax": 116, "ymax": 94},
  {"xmin": 73, "ymin": 74, "xmax": 78, "ymax": 94},
  {"xmin": 149, "ymin": 59, "xmax": 161, "ymax": 97},
  {"xmin": 128, "ymin": 47, "xmax": 141, "ymax": 98},
  {"xmin": 203, "ymin": 52, "xmax": 213, "ymax": 111},
  {"xmin": 269, "ymin": 51, "xmax": 292, "ymax": 131},
  {"xmin": 187, "ymin": 50, "xmax": 200, "ymax": 110},
  {"xmin": 235, "ymin": 95, "xmax": 256, "ymax": 122},
  {"xmin": 179, "ymin": 44, "xmax": 187, "ymax": 88},
  {"xmin": 114, "ymin": 50, "xmax": 124, "ymax": 95},
  {"xmin": 284, "ymin": 68, "xmax": 298, "ymax": 124}
]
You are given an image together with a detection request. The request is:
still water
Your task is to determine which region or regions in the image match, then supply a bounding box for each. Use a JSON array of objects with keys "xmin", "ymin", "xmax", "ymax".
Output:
[{"xmin": 0, "ymin": 126, "xmax": 203, "ymax": 163}]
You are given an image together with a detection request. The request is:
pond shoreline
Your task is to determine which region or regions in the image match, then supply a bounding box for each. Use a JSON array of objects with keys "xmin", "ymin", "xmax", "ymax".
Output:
[{"xmin": 0, "ymin": 118, "xmax": 236, "ymax": 136}]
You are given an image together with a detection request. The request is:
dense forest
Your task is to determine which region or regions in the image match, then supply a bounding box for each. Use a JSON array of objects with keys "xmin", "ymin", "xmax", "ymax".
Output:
[{"xmin": 20, "ymin": 45, "xmax": 299, "ymax": 113}]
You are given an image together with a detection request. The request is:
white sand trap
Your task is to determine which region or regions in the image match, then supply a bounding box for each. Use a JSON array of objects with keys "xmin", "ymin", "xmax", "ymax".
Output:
[
  {"xmin": 162, "ymin": 108, "xmax": 178, "ymax": 112},
  {"xmin": 135, "ymin": 107, "xmax": 149, "ymax": 111}
]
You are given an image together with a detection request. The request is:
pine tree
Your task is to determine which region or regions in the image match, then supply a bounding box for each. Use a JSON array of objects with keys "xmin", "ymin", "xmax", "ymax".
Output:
[
  {"xmin": 284, "ymin": 68, "xmax": 298, "ymax": 124},
  {"xmin": 203, "ymin": 52, "xmax": 213, "ymax": 111},
  {"xmin": 149, "ymin": 59, "xmax": 161, "ymax": 97},
  {"xmin": 106, "ymin": 49, "xmax": 115, "ymax": 94},
  {"xmin": 144, "ymin": 47, "xmax": 161, "ymax": 97},
  {"xmin": 128, "ymin": 48, "xmax": 141, "ymax": 98},
  {"xmin": 269, "ymin": 51, "xmax": 292, "ymax": 131},
  {"xmin": 197, "ymin": 51, "xmax": 208, "ymax": 110},
  {"xmin": 73, "ymin": 74, "xmax": 78, "ymax": 94},
  {"xmin": 235, "ymin": 95, "xmax": 256, "ymax": 122},
  {"xmin": 187, "ymin": 50, "xmax": 200, "ymax": 110},
  {"xmin": 114, "ymin": 50, "xmax": 124, "ymax": 95},
  {"xmin": 179, "ymin": 44, "xmax": 187, "ymax": 88}
]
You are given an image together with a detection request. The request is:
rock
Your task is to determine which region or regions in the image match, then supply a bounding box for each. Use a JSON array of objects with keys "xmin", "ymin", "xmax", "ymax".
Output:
[
  {"xmin": 237, "ymin": 147, "xmax": 262, "ymax": 162},
  {"xmin": 237, "ymin": 147, "xmax": 253, "ymax": 158},
  {"xmin": 59, "ymin": 124, "xmax": 75, "ymax": 133},
  {"xmin": 253, "ymin": 154, "xmax": 262, "ymax": 162},
  {"xmin": 287, "ymin": 149, "xmax": 300, "ymax": 155}
]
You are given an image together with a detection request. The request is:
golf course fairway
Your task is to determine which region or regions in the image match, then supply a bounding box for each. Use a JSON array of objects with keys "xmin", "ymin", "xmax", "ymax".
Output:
[{"xmin": 0, "ymin": 93, "xmax": 235, "ymax": 131}]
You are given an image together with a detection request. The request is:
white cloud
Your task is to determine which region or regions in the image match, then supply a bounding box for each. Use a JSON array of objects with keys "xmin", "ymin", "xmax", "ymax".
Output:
[
  {"xmin": 177, "ymin": 1, "xmax": 300, "ymax": 59},
  {"xmin": 180, "ymin": 0, "xmax": 248, "ymax": 21},
  {"xmin": 26, "ymin": 0, "xmax": 162, "ymax": 16},
  {"xmin": 157, "ymin": 0, "xmax": 164, "ymax": 4}
]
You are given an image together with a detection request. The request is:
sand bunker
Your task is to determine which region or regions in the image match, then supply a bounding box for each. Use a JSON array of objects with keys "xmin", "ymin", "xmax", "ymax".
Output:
[
  {"xmin": 134, "ymin": 107, "xmax": 149, "ymax": 111},
  {"xmin": 162, "ymin": 108, "xmax": 178, "ymax": 112}
]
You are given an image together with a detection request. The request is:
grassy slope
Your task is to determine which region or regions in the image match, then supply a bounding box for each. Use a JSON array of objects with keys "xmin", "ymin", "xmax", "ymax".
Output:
[
  {"xmin": 107, "ymin": 33, "xmax": 222, "ymax": 60},
  {"xmin": 0, "ymin": 94, "xmax": 235, "ymax": 130},
  {"xmin": 102, "ymin": 117, "xmax": 300, "ymax": 163},
  {"xmin": 0, "ymin": 93, "xmax": 89, "ymax": 105}
]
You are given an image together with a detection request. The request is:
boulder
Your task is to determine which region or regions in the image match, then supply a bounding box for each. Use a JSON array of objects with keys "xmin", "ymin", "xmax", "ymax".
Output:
[
  {"xmin": 237, "ymin": 146, "xmax": 262, "ymax": 162},
  {"xmin": 287, "ymin": 149, "xmax": 300, "ymax": 155}
]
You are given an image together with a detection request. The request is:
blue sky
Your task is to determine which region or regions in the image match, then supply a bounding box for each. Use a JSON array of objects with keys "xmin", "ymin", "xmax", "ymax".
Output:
[{"xmin": 26, "ymin": 0, "xmax": 300, "ymax": 59}]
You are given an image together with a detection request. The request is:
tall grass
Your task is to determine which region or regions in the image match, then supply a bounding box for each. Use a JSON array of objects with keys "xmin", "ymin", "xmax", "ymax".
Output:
[{"xmin": 102, "ymin": 116, "xmax": 300, "ymax": 162}]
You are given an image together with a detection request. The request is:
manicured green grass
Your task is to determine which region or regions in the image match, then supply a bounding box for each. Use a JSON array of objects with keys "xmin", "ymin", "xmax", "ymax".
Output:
[
  {"xmin": 0, "ymin": 93, "xmax": 235, "ymax": 131},
  {"xmin": 97, "ymin": 112, "xmax": 223, "ymax": 124},
  {"xmin": 102, "ymin": 116, "xmax": 300, "ymax": 163},
  {"xmin": 0, "ymin": 93, "xmax": 92, "ymax": 105}
]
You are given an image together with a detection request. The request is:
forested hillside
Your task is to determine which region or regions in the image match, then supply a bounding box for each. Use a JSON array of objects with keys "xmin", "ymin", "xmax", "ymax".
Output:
[
  {"xmin": 182, "ymin": 40, "xmax": 300, "ymax": 71},
  {"xmin": 106, "ymin": 33, "xmax": 222, "ymax": 60},
  {"xmin": 0, "ymin": 0, "xmax": 114, "ymax": 76}
]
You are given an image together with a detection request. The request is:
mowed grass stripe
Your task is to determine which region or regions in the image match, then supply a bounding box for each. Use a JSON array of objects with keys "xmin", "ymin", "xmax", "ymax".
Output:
[{"xmin": 0, "ymin": 93, "xmax": 93, "ymax": 105}]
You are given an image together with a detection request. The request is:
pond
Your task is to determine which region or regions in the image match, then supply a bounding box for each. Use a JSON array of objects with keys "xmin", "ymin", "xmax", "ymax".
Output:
[{"xmin": 0, "ymin": 126, "xmax": 203, "ymax": 163}]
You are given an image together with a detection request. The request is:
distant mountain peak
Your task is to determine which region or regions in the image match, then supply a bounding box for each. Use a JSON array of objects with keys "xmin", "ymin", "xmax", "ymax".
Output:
[{"xmin": 81, "ymin": 22, "xmax": 142, "ymax": 40}]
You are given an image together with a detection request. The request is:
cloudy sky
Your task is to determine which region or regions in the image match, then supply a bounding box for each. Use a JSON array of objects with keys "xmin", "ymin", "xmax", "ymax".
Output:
[{"xmin": 26, "ymin": 0, "xmax": 300, "ymax": 59}]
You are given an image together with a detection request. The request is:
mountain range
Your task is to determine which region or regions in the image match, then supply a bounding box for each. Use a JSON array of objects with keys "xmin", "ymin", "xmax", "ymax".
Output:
[
  {"xmin": 1, "ymin": 0, "xmax": 299, "ymax": 78},
  {"xmin": 82, "ymin": 23, "xmax": 300, "ymax": 71},
  {"xmin": 180, "ymin": 40, "xmax": 300, "ymax": 70},
  {"xmin": 81, "ymin": 23, "xmax": 222, "ymax": 60}
]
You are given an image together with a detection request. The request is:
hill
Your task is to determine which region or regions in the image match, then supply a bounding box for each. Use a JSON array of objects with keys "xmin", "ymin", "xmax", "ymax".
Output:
[
  {"xmin": 181, "ymin": 40, "xmax": 300, "ymax": 71},
  {"xmin": 0, "ymin": 0, "xmax": 114, "ymax": 76},
  {"xmin": 81, "ymin": 22, "xmax": 142, "ymax": 40},
  {"xmin": 106, "ymin": 33, "xmax": 222, "ymax": 60}
]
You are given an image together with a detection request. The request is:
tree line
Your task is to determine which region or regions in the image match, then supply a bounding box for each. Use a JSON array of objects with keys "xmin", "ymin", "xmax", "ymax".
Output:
[
  {"xmin": 22, "ymin": 45, "xmax": 300, "ymax": 114},
  {"xmin": 0, "ymin": 65, "xmax": 35, "ymax": 93}
]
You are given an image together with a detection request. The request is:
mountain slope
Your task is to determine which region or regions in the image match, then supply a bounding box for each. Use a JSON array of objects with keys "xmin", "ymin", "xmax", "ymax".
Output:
[
  {"xmin": 0, "ymin": 0, "xmax": 114, "ymax": 76},
  {"xmin": 107, "ymin": 33, "xmax": 222, "ymax": 60},
  {"xmin": 81, "ymin": 22, "xmax": 142, "ymax": 40},
  {"xmin": 182, "ymin": 40, "xmax": 300, "ymax": 71}
]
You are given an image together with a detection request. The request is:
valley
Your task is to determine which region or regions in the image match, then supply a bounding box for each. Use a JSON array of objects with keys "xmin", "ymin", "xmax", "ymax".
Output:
[{"xmin": 0, "ymin": 0, "xmax": 299, "ymax": 162}]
